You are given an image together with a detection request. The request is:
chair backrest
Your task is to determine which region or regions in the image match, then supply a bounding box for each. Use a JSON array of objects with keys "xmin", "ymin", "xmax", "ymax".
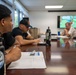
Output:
[{"xmin": 29, "ymin": 28, "xmax": 40, "ymax": 39}]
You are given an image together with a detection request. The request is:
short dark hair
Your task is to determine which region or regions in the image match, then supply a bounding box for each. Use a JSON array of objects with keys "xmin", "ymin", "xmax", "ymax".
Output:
[{"xmin": 0, "ymin": 4, "xmax": 11, "ymax": 20}]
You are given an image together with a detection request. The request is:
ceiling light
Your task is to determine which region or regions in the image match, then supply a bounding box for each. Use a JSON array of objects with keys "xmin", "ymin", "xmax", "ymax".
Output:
[{"xmin": 45, "ymin": 5, "xmax": 63, "ymax": 9}]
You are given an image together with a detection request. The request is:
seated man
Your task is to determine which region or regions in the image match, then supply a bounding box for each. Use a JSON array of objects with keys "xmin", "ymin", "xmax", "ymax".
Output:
[
  {"xmin": 12, "ymin": 19, "xmax": 40, "ymax": 45},
  {"xmin": 0, "ymin": 4, "xmax": 21, "ymax": 65},
  {"xmin": 61, "ymin": 22, "xmax": 76, "ymax": 38},
  {"xmin": 23, "ymin": 17, "xmax": 34, "ymax": 40}
]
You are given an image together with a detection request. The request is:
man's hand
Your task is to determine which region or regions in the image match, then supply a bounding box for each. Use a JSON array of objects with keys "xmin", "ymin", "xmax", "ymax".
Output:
[
  {"xmin": 5, "ymin": 46, "xmax": 21, "ymax": 65},
  {"xmin": 10, "ymin": 46, "xmax": 21, "ymax": 61},
  {"xmin": 64, "ymin": 29, "xmax": 70, "ymax": 37},
  {"xmin": 33, "ymin": 38, "xmax": 40, "ymax": 43}
]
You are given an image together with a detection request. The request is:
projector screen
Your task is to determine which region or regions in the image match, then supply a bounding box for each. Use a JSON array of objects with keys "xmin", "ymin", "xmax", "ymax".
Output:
[{"xmin": 57, "ymin": 16, "xmax": 76, "ymax": 28}]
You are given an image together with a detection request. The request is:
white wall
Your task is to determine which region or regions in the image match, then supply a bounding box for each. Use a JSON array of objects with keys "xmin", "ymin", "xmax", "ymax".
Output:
[{"xmin": 29, "ymin": 11, "xmax": 76, "ymax": 34}]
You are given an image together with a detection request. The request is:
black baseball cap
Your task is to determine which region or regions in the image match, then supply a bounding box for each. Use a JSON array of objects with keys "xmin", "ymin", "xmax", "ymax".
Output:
[
  {"xmin": 23, "ymin": 17, "xmax": 29, "ymax": 21},
  {"xmin": 19, "ymin": 19, "xmax": 32, "ymax": 28}
]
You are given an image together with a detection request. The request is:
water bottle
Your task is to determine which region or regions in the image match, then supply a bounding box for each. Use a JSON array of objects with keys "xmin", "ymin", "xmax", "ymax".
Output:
[
  {"xmin": 45, "ymin": 27, "xmax": 51, "ymax": 46},
  {"xmin": 0, "ymin": 37, "xmax": 5, "ymax": 75}
]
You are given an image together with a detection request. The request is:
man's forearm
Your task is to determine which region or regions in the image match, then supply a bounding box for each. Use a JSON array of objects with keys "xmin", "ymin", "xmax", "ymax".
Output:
[
  {"xmin": 26, "ymin": 35, "xmax": 34, "ymax": 40},
  {"xmin": 20, "ymin": 39, "xmax": 35, "ymax": 45}
]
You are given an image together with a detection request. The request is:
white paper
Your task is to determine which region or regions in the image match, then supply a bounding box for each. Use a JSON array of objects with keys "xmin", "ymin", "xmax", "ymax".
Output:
[
  {"xmin": 38, "ymin": 42, "xmax": 46, "ymax": 44},
  {"xmin": 55, "ymin": 35, "xmax": 68, "ymax": 39},
  {"xmin": 8, "ymin": 52, "xmax": 46, "ymax": 69}
]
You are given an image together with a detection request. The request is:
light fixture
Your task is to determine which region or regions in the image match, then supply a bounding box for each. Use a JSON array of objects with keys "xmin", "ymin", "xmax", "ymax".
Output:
[{"xmin": 45, "ymin": 5, "xmax": 63, "ymax": 9}]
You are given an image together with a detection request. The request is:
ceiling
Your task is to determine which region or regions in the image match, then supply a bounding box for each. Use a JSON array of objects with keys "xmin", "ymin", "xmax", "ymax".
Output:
[{"xmin": 19, "ymin": 0, "xmax": 76, "ymax": 11}]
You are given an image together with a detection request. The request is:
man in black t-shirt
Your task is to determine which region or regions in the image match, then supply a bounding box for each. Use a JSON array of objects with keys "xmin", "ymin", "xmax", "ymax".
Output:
[
  {"xmin": 12, "ymin": 19, "xmax": 40, "ymax": 45},
  {"xmin": 0, "ymin": 4, "xmax": 21, "ymax": 66},
  {"xmin": 12, "ymin": 26, "xmax": 28, "ymax": 39}
]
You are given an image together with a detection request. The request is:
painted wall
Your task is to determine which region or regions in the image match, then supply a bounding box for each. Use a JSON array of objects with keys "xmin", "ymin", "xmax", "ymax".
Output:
[{"xmin": 29, "ymin": 11, "xmax": 76, "ymax": 34}]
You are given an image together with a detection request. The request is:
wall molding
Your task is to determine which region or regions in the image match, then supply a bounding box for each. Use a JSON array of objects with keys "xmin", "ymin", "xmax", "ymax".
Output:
[{"xmin": 48, "ymin": 10, "xmax": 76, "ymax": 12}]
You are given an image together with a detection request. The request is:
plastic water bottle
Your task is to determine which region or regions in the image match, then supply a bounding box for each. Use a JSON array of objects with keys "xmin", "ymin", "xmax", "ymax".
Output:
[
  {"xmin": 0, "ymin": 37, "xmax": 5, "ymax": 75},
  {"xmin": 45, "ymin": 27, "xmax": 51, "ymax": 46}
]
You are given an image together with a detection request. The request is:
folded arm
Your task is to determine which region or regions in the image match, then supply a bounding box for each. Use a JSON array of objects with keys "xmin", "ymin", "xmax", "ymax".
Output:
[{"xmin": 5, "ymin": 46, "xmax": 21, "ymax": 65}]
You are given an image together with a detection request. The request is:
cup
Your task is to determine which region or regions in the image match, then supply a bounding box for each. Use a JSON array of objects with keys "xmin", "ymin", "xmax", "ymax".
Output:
[
  {"xmin": 58, "ymin": 31, "xmax": 60, "ymax": 36},
  {"xmin": 40, "ymin": 34, "xmax": 45, "ymax": 42}
]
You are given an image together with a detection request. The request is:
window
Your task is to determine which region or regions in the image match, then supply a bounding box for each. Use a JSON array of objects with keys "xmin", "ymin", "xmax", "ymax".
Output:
[
  {"xmin": 23, "ymin": 14, "xmax": 25, "ymax": 18},
  {"xmin": 15, "ymin": 10, "xmax": 18, "ymax": 27},
  {"xmin": 20, "ymin": 12, "xmax": 23, "ymax": 21}
]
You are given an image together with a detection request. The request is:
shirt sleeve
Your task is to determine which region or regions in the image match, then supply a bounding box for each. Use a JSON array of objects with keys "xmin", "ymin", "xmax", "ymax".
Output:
[
  {"xmin": 68, "ymin": 27, "xmax": 76, "ymax": 37},
  {"xmin": 68, "ymin": 27, "xmax": 73, "ymax": 34},
  {"xmin": 23, "ymin": 32, "xmax": 28, "ymax": 39},
  {"xmin": 12, "ymin": 28, "xmax": 23, "ymax": 37}
]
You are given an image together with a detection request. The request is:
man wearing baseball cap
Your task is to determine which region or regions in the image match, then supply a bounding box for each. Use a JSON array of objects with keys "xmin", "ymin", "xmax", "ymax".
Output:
[{"xmin": 12, "ymin": 19, "xmax": 40, "ymax": 45}]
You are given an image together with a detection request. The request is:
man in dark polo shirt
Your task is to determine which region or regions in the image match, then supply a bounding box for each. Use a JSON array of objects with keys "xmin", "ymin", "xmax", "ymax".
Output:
[{"xmin": 12, "ymin": 19, "xmax": 40, "ymax": 45}]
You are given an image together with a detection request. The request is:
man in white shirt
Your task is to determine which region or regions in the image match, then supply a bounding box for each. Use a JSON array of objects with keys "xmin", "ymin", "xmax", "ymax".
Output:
[{"xmin": 61, "ymin": 22, "xmax": 76, "ymax": 38}]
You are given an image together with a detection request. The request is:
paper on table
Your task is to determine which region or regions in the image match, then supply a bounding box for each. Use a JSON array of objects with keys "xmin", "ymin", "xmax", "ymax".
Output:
[
  {"xmin": 38, "ymin": 42, "xmax": 45, "ymax": 43},
  {"xmin": 37, "ymin": 42, "xmax": 46, "ymax": 46},
  {"xmin": 55, "ymin": 35, "xmax": 69, "ymax": 39},
  {"xmin": 8, "ymin": 52, "xmax": 46, "ymax": 69}
]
